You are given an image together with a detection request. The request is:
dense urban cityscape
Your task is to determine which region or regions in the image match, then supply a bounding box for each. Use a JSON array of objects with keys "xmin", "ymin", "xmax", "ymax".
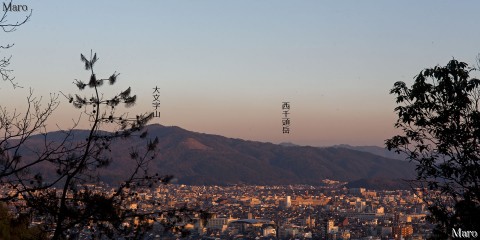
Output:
[{"xmin": 1, "ymin": 180, "xmax": 434, "ymax": 239}]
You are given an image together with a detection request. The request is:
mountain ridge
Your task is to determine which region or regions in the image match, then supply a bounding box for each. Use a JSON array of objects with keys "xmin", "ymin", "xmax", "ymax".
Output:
[{"xmin": 14, "ymin": 124, "xmax": 416, "ymax": 188}]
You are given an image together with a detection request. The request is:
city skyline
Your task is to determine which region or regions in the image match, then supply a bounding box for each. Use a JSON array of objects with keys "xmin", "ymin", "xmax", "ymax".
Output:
[{"xmin": 2, "ymin": 1, "xmax": 480, "ymax": 146}]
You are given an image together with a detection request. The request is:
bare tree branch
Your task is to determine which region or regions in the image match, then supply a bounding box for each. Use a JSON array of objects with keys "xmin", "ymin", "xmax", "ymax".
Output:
[{"xmin": 0, "ymin": 0, "xmax": 32, "ymax": 88}]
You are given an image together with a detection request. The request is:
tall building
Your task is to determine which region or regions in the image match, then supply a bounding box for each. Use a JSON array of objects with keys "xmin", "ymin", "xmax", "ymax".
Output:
[
  {"xmin": 393, "ymin": 225, "xmax": 413, "ymax": 240},
  {"xmin": 326, "ymin": 219, "xmax": 334, "ymax": 232},
  {"xmin": 286, "ymin": 196, "xmax": 292, "ymax": 208},
  {"xmin": 325, "ymin": 219, "xmax": 338, "ymax": 240},
  {"xmin": 305, "ymin": 215, "xmax": 315, "ymax": 228}
]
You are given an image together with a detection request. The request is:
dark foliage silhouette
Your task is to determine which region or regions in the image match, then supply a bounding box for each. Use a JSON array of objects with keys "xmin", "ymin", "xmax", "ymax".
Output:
[
  {"xmin": 0, "ymin": 202, "xmax": 47, "ymax": 240},
  {"xmin": 386, "ymin": 59, "xmax": 480, "ymax": 238}
]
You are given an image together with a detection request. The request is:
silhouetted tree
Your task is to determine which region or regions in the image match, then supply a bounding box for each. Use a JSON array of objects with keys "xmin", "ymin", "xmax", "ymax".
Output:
[
  {"xmin": 0, "ymin": 90, "xmax": 59, "ymax": 181},
  {"xmin": 0, "ymin": 202, "xmax": 47, "ymax": 240},
  {"xmin": 0, "ymin": 0, "xmax": 32, "ymax": 88},
  {"xmin": 386, "ymin": 59, "xmax": 480, "ymax": 238},
  {"xmin": 0, "ymin": 51, "xmax": 209, "ymax": 239},
  {"xmin": 38, "ymin": 51, "xmax": 169, "ymax": 239}
]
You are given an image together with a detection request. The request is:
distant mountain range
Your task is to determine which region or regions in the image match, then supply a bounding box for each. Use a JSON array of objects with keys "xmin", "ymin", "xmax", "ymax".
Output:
[
  {"xmin": 346, "ymin": 177, "xmax": 410, "ymax": 190},
  {"xmin": 16, "ymin": 124, "xmax": 416, "ymax": 189},
  {"xmin": 331, "ymin": 144, "xmax": 409, "ymax": 161},
  {"xmin": 281, "ymin": 143, "xmax": 409, "ymax": 161}
]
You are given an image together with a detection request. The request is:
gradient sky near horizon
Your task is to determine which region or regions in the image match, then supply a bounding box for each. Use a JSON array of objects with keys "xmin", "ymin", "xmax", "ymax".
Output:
[{"xmin": 1, "ymin": 1, "xmax": 480, "ymax": 146}]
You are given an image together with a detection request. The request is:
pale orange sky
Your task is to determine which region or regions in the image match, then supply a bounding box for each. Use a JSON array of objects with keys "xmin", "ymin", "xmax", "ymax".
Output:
[{"xmin": 1, "ymin": 1, "xmax": 479, "ymax": 146}]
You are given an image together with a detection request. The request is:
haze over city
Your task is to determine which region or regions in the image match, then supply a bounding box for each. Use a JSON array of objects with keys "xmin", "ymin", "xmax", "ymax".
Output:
[{"xmin": 2, "ymin": 1, "xmax": 480, "ymax": 146}]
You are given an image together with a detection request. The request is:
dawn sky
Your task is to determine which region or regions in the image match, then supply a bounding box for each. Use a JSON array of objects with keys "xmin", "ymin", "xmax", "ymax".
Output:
[{"xmin": 1, "ymin": 1, "xmax": 480, "ymax": 146}]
